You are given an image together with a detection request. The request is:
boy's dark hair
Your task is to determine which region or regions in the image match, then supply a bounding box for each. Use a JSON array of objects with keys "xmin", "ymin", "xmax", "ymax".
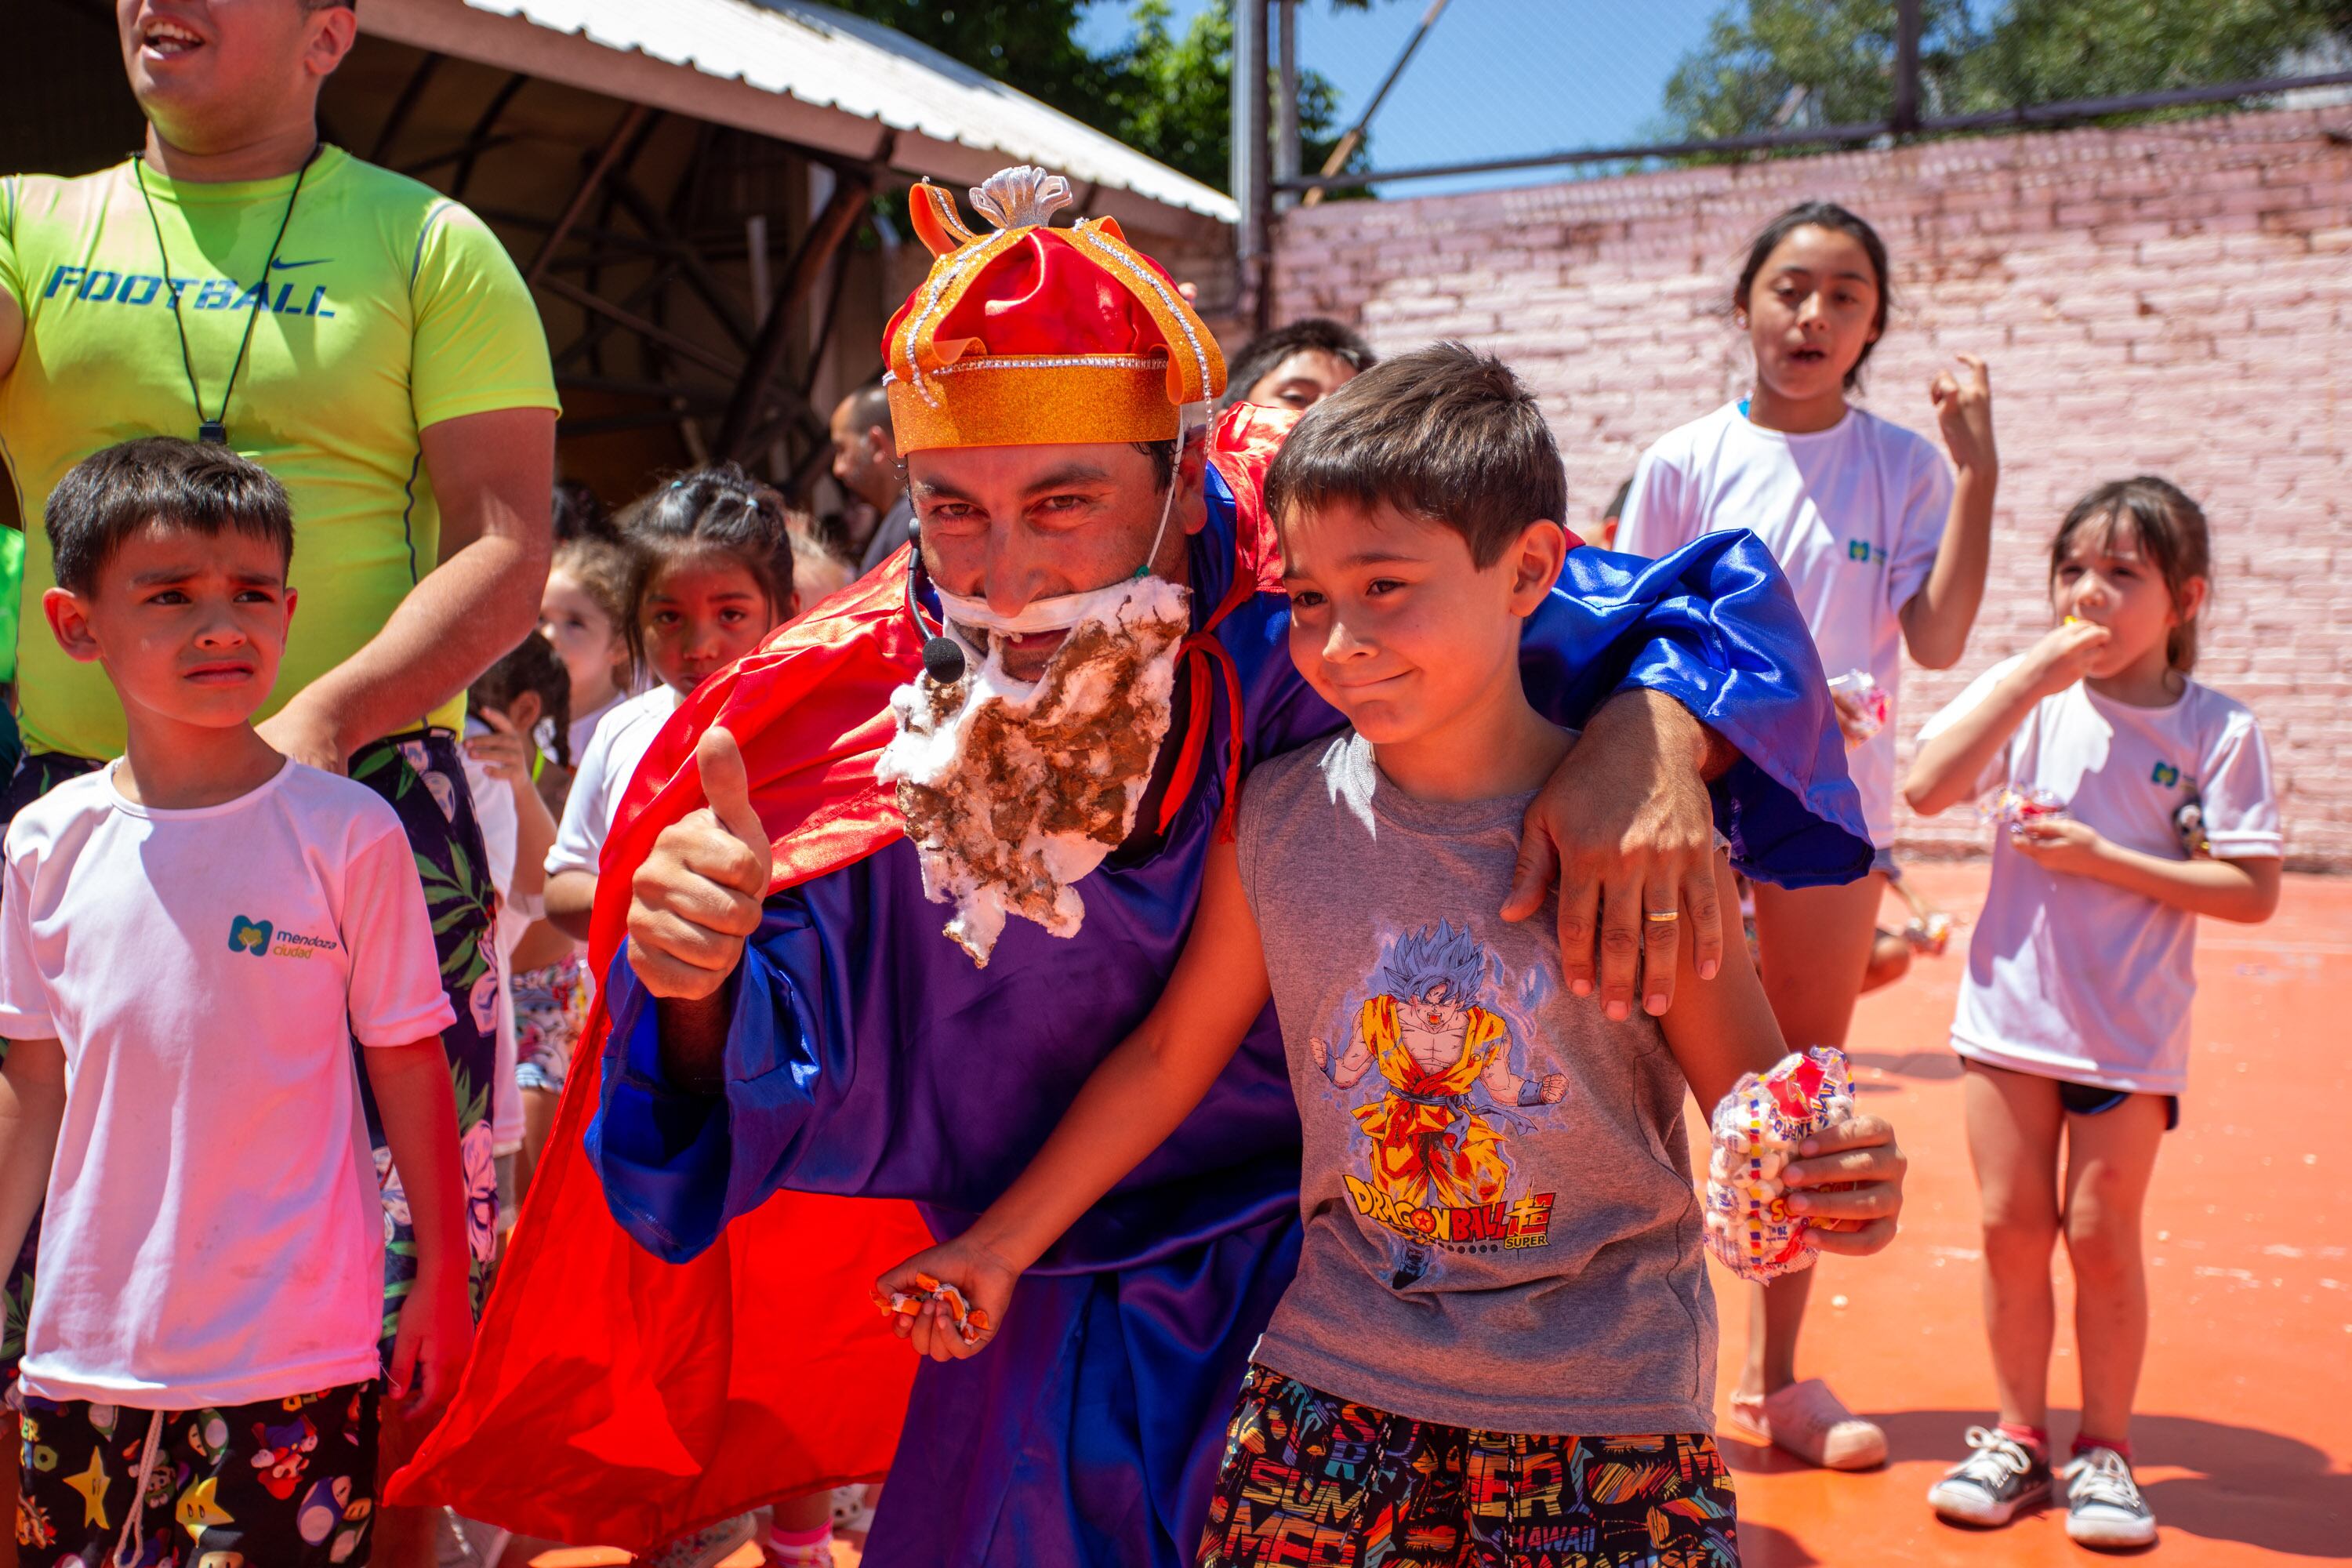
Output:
[
  {"xmin": 46, "ymin": 437, "xmax": 294, "ymax": 597},
  {"xmin": 553, "ymin": 479, "xmax": 615, "ymax": 543},
  {"xmin": 2050, "ymin": 476, "xmax": 2212, "ymax": 674},
  {"xmin": 1735, "ymin": 201, "xmax": 1893, "ymax": 391},
  {"xmin": 1219, "ymin": 317, "xmax": 1377, "ymax": 412},
  {"xmin": 618, "ymin": 463, "xmax": 796, "ymax": 671},
  {"xmin": 1262, "ymin": 341, "xmax": 1564, "ymax": 568},
  {"xmin": 470, "ymin": 633, "xmax": 575, "ymax": 770}
]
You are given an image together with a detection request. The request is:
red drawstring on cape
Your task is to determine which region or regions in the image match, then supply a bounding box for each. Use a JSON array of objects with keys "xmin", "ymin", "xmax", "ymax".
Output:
[{"xmin": 1156, "ymin": 633, "xmax": 1247, "ymax": 842}]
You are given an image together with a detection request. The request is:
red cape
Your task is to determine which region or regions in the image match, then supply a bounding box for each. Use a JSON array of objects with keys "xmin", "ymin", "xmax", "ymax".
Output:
[{"xmin": 389, "ymin": 406, "xmax": 1293, "ymax": 1550}]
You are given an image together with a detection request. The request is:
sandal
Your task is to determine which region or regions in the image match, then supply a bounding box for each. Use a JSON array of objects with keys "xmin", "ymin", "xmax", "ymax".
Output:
[{"xmin": 1730, "ymin": 1377, "xmax": 1888, "ymax": 1470}]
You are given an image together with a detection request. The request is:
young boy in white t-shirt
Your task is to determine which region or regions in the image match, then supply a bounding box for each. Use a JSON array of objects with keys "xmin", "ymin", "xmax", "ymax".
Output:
[{"xmin": 0, "ymin": 438, "xmax": 472, "ymax": 1566}]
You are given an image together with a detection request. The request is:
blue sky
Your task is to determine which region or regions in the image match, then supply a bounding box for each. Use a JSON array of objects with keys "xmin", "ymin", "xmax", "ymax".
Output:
[{"xmin": 1076, "ymin": 0, "xmax": 1735, "ymax": 196}]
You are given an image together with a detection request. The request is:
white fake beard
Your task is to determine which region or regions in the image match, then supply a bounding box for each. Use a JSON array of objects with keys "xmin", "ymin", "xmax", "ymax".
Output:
[{"xmin": 877, "ymin": 576, "xmax": 1192, "ymax": 967}]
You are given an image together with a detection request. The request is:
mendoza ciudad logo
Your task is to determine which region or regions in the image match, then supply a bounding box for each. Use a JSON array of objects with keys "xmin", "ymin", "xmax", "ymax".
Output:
[{"xmin": 227, "ymin": 914, "xmax": 339, "ymax": 959}]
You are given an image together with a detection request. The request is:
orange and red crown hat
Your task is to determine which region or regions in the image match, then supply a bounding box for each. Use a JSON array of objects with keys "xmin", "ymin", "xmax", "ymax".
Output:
[{"xmin": 882, "ymin": 166, "xmax": 1227, "ymax": 455}]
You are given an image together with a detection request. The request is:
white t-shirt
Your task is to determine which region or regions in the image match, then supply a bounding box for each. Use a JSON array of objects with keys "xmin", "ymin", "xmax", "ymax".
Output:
[
  {"xmin": 1919, "ymin": 657, "xmax": 2281, "ymax": 1094},
  {"xmin": 546, "ymin": 684, "xmax": 682, "ymax": 880},
  {"xmin": 462, "ymin": 737, "xmax": 534, "ymax": 1155},
  {"xmin": 0, "ymin": 761, "xmax": 456, "ymax": 1408},
  {"xmin": 1618, "ymin": 400, "xmax": 1953, "ymax": 847},
  {"xmin": 564, "ymin": 689, "xmax": 626, "ymax": 773}
]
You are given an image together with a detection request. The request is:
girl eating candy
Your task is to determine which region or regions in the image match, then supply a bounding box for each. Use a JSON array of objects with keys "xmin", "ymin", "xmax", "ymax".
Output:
[{"xmin": 1906, "ymin": 477, "xmax": 2280, "ymax": 1548}]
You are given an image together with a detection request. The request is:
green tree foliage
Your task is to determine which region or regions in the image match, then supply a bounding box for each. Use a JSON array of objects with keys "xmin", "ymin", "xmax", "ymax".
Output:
[
  {"xmin": 825, "ymin": 0, "xmax": 1362, "ymax": 193},
  {"xmin": 1661, "ymin": 0, "xmax": 2352, "ymax": 140},
  {"xmin": 821, "ymin": 2, "xmax": 1116, "ymax": 126}
]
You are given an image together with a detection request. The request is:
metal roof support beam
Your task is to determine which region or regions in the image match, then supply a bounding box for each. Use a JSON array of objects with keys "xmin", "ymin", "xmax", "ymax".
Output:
[
  {"xmin": 527, "ymin": 102, "xmax": 655, "ymax": 288},
  {"xmin": 370, "ymin": 50, "xmax": 445, "ymax": 162},
  {"xmin": 399, "ymin": 136, "xmax": 521, "ymax": 180},
  {"xmin": 537, "ymin": 272, "xmax": 739, "ymax": 379},
  {"xmin": 715, "ymin": 169, "xmax": 872, "ymax": 461},
  {"xmin": 551, "ymin": 262, "xmax": 680, "ymax": 372},
  {"xmin": 603, "ymin": 174, "xmax": 758, "ymax": 347},
  {"xmin": 453, "ymin": 72, "xmax": 532, "ymax": 199}
]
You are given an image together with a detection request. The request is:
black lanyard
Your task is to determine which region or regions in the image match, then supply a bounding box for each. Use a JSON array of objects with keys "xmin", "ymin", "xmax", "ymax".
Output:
[{"xmin": 131, "ymin": 144, "xmax": 318, "ymax": 446}]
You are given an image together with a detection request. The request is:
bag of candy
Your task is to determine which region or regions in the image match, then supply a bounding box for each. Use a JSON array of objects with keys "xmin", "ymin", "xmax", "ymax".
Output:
[
  {"xmin": 1985, "ymin": 785, "xmax": 2067, "ymax": 834},
  {"xmin": 1704, "ymin": 1045, "xmax": 1857, "ymax": 1282},
  {"xmin": 874, "ymin": 1272, "xmax": 992, "ymax": 1345},
  {"xmin": 1827, "ymin": 670, "xmax": 1889, "ymax": 749}
]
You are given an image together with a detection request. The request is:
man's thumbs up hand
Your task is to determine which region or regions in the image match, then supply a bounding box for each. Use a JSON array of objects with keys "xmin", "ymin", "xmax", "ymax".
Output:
[
  {"xmin": 695, "ymin": 727, "xmax": 772, "ymax": 879},
  {"xmin": 627, "ymin": 727, "xmax": 775, "ymax": 1001}
]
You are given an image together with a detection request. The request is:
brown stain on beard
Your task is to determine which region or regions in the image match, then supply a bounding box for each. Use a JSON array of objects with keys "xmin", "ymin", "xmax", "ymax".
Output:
[{"xmin": 895, "ymin": 616, "xmax": 1181, "ymax": 934}]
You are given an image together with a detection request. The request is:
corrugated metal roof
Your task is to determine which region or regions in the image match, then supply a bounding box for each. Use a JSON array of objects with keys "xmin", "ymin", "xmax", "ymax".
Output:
[{"xmin": 434, "ymin": 0, "xmax": 1238, "ymax": 227}]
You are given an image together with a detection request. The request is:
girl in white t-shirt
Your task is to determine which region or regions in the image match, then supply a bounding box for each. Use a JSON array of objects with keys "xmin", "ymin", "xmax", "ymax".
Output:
[
  {"xmin": 540, "ymin": 535, "xmax": 637, "ymax": 769},
  {"xmin": 1617, "ymin": 201, "xmax": 2001, "ymax": 1469},
  {"xmin": 546, "ymin": 464, "xmax": 800, "ymax": 937},
  {"xmin": 1906, "ymin": 477, "xmax": 2280, "ymax": 1548}
]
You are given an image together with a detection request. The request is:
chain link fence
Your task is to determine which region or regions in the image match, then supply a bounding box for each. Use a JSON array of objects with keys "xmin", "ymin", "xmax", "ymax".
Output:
[{"xmin": 1270, "ymin": 0, "xmax": 2352, "ymax": 200}]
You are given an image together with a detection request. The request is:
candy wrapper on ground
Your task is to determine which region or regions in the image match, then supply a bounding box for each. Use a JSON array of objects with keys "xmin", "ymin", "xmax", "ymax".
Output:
[
  {"xmin": 1902, "ymin": 911, "xmax": 1955, "ymax": 956},
  {"xmin": 1704, "ymin": 1046, "xmax": 1857, "ymax": 1282},
  {"xmin": 875, "ymin": 1272, "xmax": 991, "ymax": 1346},
  {"xmin": 1985, "ymin": 786, "xmax": 2068, "ymax": 833},
  {"xmin": 1827, "ymin": 670, "xmax": 1889, "ymax": 749}
]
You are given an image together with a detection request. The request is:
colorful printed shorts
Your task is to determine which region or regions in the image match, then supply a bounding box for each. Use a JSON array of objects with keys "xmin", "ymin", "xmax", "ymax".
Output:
[
  {"xmin": 1199, "ymin": 1367, "xmax": 1739, "ymax": 1568},
  {"xmin": 510, "ymin": 951, "xmax": 590, "ymax": 1098},
  {"xmin": 0, "ymin": 733, "xmax": 500, "ymax": 1374},
  {"xmin": 15, "ymin": 1379, "xmax": 378, "ymax": 1566}
]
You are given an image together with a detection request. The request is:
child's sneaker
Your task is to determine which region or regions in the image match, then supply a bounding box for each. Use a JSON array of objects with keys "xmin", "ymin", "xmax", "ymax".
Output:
[
  {"xmin": 640, "ymin": 1513, "xmax": 760, "ymax": 1568},
  {"xmin": 1927, "ymin": 1427, "xmax": 2051, "ymax": 1526},
  {"xmin": 2062, "ymin": 1446, "xmax": 2158, "ymax": 1548}
]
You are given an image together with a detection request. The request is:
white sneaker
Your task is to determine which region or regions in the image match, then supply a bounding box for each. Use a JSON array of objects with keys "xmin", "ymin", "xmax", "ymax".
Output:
[
  {"xmin": 640, "ymin": 1512, "xmax": 760, "ymax": 1568},
  {"xmin": 2062, "ymin": 1446, "xmax": 2158, "ymax": 1548},
  {"xmin": 1927, "ymin": 1426, "xmax": 2051, "ymax": 1526}
]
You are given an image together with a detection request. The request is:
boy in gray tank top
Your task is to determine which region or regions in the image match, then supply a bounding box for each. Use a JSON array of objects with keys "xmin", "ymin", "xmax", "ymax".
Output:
[{"xmin": 877, "ymin": 344, "xmax": 1911, "ymax": 1566}]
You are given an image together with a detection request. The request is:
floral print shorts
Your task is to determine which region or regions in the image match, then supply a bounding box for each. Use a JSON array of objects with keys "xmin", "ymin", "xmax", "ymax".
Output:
[{"xmin": 511, "ymin": 952, "xmax": 590, "ymax": 1099}]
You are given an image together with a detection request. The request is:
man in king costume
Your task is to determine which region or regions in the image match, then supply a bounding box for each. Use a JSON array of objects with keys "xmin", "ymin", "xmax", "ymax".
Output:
[{"xmin": 395, "ymin": 167, "xmax": 1882, "ymax": 1564}]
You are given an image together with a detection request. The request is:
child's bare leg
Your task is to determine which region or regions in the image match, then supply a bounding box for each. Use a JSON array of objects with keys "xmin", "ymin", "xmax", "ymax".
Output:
[
  {"xmin": 768, "ymin": 1490, "xmax": 838, "ymax": 1564},
  {"xmin": 1737, "ymin": 873, "xmax": 1881, "ymax": 1403},
  {"xmin": 1963, "ymin": 1062, "xmax": 2065, "ymax": 1430},
  {"xmin": 519, "ymin": 1084, "xmax": 560, "ymax": 1197},
  {"xmin": 2061, "ymin": 1094, "xmax": 2167, "ymax": 1445}
]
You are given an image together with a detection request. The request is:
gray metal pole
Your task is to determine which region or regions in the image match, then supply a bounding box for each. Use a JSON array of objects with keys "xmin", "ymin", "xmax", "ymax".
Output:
[
  {"xmin": 1232, "ymin": 0, "xmax": 1272, "ymax": 329},
  {"xmin": 1274, "ymin": 0, "xmax": 1301, "ymax": 213},
  {"xmin": 1232, "ymin": 0, "xmax": 1263, "ymax": 267},
  {"xmin": 1892, "ymin": 0, "xmax": 1922, "ymax": 133}
]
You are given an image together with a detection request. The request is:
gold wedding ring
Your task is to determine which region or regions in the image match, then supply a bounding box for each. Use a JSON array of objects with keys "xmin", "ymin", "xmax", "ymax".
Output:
[{"xmin": 1644, "ymin": 909, "xmax": 1680, "ymax": 923}]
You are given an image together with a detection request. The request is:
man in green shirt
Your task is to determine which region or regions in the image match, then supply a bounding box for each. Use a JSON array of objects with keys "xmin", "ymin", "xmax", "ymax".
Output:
[{"xmin": 0, "ymin": 4, "xmax": 557, "ymax": 1561}]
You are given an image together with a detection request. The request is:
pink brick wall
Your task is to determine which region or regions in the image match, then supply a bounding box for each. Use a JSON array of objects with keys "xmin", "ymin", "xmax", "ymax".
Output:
[{"xmin": 1272, "ymin": 107, "xmax": 2352, "ymax": 868}]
